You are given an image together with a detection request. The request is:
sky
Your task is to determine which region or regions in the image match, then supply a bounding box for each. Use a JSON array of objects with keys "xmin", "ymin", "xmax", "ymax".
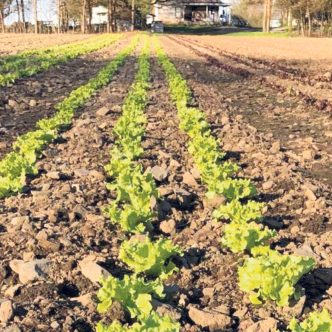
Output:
[{"xmin": 5, "ymin": 0, "xmax": 58, "ymax": 25}]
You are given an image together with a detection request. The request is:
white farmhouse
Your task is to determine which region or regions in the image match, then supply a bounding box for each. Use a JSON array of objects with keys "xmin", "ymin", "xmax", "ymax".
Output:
[
  {"xmin": 153, "ymin": 0, "xmax": 234, "ymax": 24},
  {"xmin": 91, "ymin": 5, "xmax": 108, "ymax": 26}
]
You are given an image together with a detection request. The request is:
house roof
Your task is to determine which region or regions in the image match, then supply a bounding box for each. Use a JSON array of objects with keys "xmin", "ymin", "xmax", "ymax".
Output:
[{"xmin": 180, "ymin": 0, "xmax": 231, "ymax": 6}]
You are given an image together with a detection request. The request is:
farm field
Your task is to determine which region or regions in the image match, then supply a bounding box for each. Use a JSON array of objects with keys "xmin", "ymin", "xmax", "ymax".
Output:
[
  {"xmin": 0, "ymin": 32, "xmax": 332, "ymax": 332},
  {"xmin": 0, "ymin": 33, "xmax": 94, "ymax": 56}
]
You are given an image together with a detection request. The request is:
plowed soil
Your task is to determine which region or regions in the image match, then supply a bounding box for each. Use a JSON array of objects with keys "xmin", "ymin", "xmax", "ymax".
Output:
[
  {"xmin": 0, "ymin": 33, "xmax": 94, "ymax": 56},
  {"xmin": 0, "ymin": 33, "xmax": 332, "ymax": 332}
]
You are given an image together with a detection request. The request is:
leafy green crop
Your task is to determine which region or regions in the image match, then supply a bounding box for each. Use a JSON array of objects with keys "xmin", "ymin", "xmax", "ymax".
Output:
[
  {"xmin": 213, "ymin": 200, "xmax": 265, "ymax": 223},
  {"xmin": 238, "ymin": 246, "xmax": 315, "ymax": 306},
  {"xmin": 0, "ymin": 37, "xmax": 137, "ymax": 198},
  {"xmin": 104, "ymin": 39, "xmax": 154, "ymax": 234},
  {"xmin": 119, "ymin": 236, "xmax": 182, "ymax": 277},
  {"xmin": 96, "ymin": 311, "xmax": 180, "ymax": 332},
  {"xmin": 106, "ymin": 201, "xmax": 154, "ymax": 233},
  {"xmin": 0, "ymin": 34, "xmax": 121, "ymax": 87},
  {"xmin": 288, "ymin": 309, "xmax": 332, "ymax": 332},
  {"xmin": 97, "ymin": 274, "xmax": 164, "ymax": 318},
  {"xmin": 222, "ymin": 222, "xmax": 276, "ymax": 253}
]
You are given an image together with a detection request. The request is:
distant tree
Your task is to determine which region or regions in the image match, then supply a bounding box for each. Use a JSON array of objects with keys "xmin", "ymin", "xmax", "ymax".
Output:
[{"xmin": 0, "ymin": 0, "xmax": 12, "ymax": 32}]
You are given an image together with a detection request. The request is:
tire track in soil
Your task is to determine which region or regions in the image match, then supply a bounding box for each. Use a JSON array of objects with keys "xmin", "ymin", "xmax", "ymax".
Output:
[
  {"xmin": 166, "ymin": 35, "xmax": 332, "ymax": 189},
  {"xmin": 0, "ymin": 50, "xmax": 138, "ymax": 332},
  {"xmin": 0, "ymin": 35, "xmax": 132, "ymax": 158},
  {"xmin": 160, "ymin": 36, "xmax": 332, "ymax": 330},
  {"xmin": 136, "ymin": 56, "xmax": 240, "ymax": 331}
]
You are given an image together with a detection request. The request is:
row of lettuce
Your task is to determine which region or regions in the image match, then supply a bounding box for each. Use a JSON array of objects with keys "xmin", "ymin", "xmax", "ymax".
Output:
[
  {"xmin": 0, "ymin": 37, "xmax": 136, "ymax": 198},
  {"xmin": 95, "ymin": 36, "xmax": 181, "ymax": 331},
  {"xmin": 154, "ymin": 37, "xmax": 332, "ymax": 331},
  {"xmin": 0, "ymin": 33, "xmax": 121, "ymax": 87}
]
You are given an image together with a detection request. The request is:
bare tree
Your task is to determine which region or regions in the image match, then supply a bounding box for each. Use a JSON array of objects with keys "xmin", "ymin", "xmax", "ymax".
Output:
[
  {"xmin": 131, "ymin": 0, "xmax": 134, "ymax": 30},
  {"xmin": 58, "ymin": 0, "xmax": 61, "ymax": 33},
  {"xmin": 20, "ymin": 0, "xmax": 26, "ymax": 32},
  {"xmin": 81, "ymin": 0, "xmax": 86, "ymax": 32},
  {"xmin": 33, "ymin": 0, "xmax": 38, "ymax": 33}
]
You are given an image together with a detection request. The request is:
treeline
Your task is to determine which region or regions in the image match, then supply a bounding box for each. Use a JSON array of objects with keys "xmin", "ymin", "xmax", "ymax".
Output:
[
  {"xmin": 276, "ymin": 0, "xmax": 332, "ymax": 36},
  {"xmin": 0, "ymin": 0, "xmax": 148, "ymax": 33},
  {"xmin": 234, "ymin": 0, "xmax": 332, "ymax": 36}
]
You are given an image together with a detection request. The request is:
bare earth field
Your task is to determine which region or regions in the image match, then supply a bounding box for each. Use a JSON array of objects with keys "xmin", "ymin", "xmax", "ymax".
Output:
[
  {"xmin": 0, "ymin": 33, "xmax": 94, "ymax": 56},
  {"xmin": 0, "ymin": 32, "xmax": 332, "ymax": 332}
]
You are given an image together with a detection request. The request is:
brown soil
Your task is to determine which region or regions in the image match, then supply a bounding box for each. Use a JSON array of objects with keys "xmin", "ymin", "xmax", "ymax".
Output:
[
  {"xmin": 183, "ymin": 35, "xmax": 332, "ymax": 74},
  {"xmin": 0, "ymin": 33, "xmax": 332, "ymax": 332},
  {"xmin": 165, "ymin": 34, "xmax": 332, "ymax": 188},
  {"xmin": 0, "ymin": 36, "xmax": 132, "ymax": 158},
  {"xmin": 159, "ymin": 35, "xmax": 332, "ymax": 330},
  {"xmin": 0, "ymin": 46, "xmax": 137, "ymax": 332},
  {"xmin": 0, "ymin": 34, "xmax": 94, "ymax": 56}
]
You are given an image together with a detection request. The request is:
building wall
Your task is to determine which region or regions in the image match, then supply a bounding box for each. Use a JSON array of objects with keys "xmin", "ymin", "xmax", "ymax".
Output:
[
  {"xmin": 91, "ymin": 5, "xmax": 108, "ymax": 25},
  {"xmin": 154, "ymin": 2, "xmax": 233, "ymax": 24},
  {"xmin": 154, "ymin": 3, "xmax": 184, "ymax": 23}
]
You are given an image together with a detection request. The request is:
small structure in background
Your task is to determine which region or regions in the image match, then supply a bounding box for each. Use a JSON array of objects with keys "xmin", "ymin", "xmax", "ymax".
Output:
[
  {"xmin": 91, "ymin": 5, "xmax": 108, "ymax": 32},
  {"xmin": 151, "ymin": 21, "xmax": 164, "ymax": 32},
  {"xmin": 91, "ymin": 5, "xmax": 132, "ymax": 32},
  {"xmin": 153, "ymin": 0, "xmax": 233, "ymax": 25}
]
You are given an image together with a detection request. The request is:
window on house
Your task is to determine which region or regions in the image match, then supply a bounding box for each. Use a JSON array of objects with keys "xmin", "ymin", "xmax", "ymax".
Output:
[{"xmin": 175, "ymin": 7, "xmax": 182, "ymax": 18}]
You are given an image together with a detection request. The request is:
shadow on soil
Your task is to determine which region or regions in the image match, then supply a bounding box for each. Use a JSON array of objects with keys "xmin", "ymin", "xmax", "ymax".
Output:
[{"xmin": 164, "ymin": 25, "xmax": 260, "ymax": 36}]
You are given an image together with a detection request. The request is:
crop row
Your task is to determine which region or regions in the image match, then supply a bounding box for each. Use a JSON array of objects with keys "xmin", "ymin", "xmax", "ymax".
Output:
[
  {"xmin": 0, "ymin": 37, "xmax": 138, "ymax": 198},
  {"xmin": 154, "ymin": 37, "xmax": 332, "ymax": 331},
  {"xmin": 0, "ymin": 34, "xmax": 122, "ymax": 87},
  {"xmin": 95, "ymin": 35, "xmax": 181, "ymax": 331}
]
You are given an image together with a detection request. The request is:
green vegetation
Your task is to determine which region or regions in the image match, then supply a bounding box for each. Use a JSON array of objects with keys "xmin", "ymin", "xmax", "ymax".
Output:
[
  {"xmin": 0, "ymin": 34, "xmax": 121, "ymax": 87},
  {"xmin": 238, "ymin": 246, "xmax": 315, "ymax": 306},
  {"xmin": 97, "ymin": 274, "xmax": 164, "ymax": 317},
  {"xmin": 154, "ymin": 36, "xmax": 315, "ymax": 312},
  {"xmin": 96, "ymin": 36, "xmax": 179, "ymax": 332},
  {"xmin": 96, "ymin": 312, "xmax": 180, "ymax": 332},
  {"xmin": 0, "ymin": 37, "xmax": 137, "ymax": 198},
  {"xmin": 119, "ymin": 237, "xmax": 182, "ymax": 277},
  {"xmin": 289, "ymin": 309, "xmax": 332, "ymax": 332}
]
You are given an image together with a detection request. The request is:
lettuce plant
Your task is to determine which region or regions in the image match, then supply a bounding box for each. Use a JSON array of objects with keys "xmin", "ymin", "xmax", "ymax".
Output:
[
  {"xmin": 238, "ymin": 246, "xmax": 315, "ymax": 306},
  {"xmin": 213, "ymin": 200, "xmax": 265, "ymax": 223},
  {"xmin": 106, "ymin": 201, "xmax": 154, "ymax": 234},
  {"xmin": 288, "ymin": 309, "xmax": 332, "ymax": 332},
  {"xmin": 222, "ymin": 222, "xmax": 276, "ymax": 253},
  {"xmin": 97, "ymin": 274, "xmax": 164, "ymax": 319},
  {"xmin": 119, "ymin": 237, "xmax": 183, "ymax": 277}
]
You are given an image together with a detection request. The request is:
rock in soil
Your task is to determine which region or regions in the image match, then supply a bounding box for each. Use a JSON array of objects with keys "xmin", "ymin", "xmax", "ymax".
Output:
[{"xmin": 188, "ymin": 305, "xmax": 231, "ymax": 330}]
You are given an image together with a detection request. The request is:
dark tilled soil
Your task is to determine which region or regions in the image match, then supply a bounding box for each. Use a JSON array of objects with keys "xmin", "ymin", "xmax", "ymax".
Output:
[
  {"xmin": 160, "ymin": 35, "xmax": 332, "ymax": 331},
  {"xmin": 0, "ymin": 49, "xmax": 137, "ymax": 332},
  {"xmin": 0, "ymin": 36, "xmax": 131, "ymax": 158},
  {"xmin": 166, "ymin": 35, "xmax": 332, "ymax": 188},
  {"xmin": 1, "ymin": 36, "xmax": 332, "ymax": 332}
]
